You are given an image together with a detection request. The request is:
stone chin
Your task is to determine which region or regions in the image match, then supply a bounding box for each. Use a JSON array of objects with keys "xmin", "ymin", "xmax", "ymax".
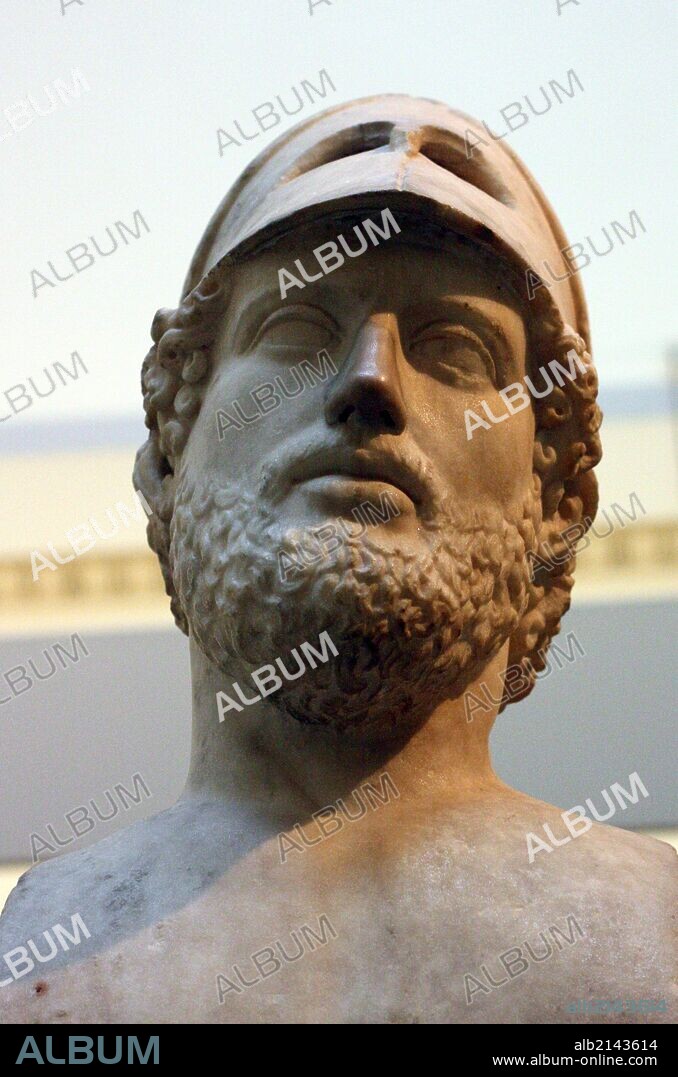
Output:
[{"xmin": 169, "ymin": 470, "xmax": 540, "ymax": 736}]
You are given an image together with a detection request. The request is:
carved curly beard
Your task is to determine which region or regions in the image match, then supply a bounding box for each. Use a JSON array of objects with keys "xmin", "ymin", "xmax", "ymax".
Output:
[{"xmin": 170, "ymin": 470, "xmax": 540, "ymax": 736}]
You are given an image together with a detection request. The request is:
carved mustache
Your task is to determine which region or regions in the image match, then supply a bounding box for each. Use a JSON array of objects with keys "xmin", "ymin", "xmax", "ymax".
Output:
[{"xmin": 257, "ymin": 434, "xmax": 444, "ymax": 518}]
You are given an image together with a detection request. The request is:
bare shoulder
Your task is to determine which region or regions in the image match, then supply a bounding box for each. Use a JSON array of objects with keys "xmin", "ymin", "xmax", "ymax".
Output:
[
  {"xmin": 481, "ymin": 787, "xmax": 677, "ymax": 968},
  {"xmin": 0, "ymin": 796, "xmax": 242, "ymax": 1022},
  {"xmin": 509, "ymin": 785, "xmax": 676, "ymax": 873},
  {"xmin": 440, "ymin": 786, "xmax": 677, "ymax": 950}
]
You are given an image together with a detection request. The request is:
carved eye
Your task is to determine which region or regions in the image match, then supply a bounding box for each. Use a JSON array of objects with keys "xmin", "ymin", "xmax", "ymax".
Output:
[
  {"xmin": 410, "ymin": 323, "xmax": 497, "ymax": 386},
  {"xmin": 252, "ymin": 306, "xmax": 338, "ymax": 351}
]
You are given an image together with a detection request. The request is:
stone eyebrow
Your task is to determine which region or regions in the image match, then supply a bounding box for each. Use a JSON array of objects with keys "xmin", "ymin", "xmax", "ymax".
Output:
[
  {"xmin": 407, "ymin": 299, "xmax": 512, "ymax": 344},
  {"xmin": 238, "ymin": 277, "xmax": 359, "ymax": 317},
  {"xmin": 232, "ymin": 287, "xmax": 340, "ymax": 350}
]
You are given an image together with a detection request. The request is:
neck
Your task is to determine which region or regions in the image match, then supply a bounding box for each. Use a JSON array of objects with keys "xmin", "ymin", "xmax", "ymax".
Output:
[{"xmin": 183, "ymin": 637, "xmax": 507, "ymax": 820}]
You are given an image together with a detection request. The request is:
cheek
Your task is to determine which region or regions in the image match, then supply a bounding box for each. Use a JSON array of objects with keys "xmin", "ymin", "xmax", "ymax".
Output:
[
  {"xmin": 415, "ymin": 381, "xmax": 535, "ymax": 504},
  {"xmin": 470, "ymin": 399, "xmax": 535, "ymax": 498},
  {"xmin": 181, "ymin": 354, "xmax": 329, "ymax": 478},
  {"xmin": 183, "ymin": 362, "xmax": 264, "ymax": 477}
]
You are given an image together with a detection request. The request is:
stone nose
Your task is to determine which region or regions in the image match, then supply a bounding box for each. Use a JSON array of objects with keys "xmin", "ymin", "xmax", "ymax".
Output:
[{"xmin": 324, "ymin": 314, "xmax": 407, "ymax": 435}]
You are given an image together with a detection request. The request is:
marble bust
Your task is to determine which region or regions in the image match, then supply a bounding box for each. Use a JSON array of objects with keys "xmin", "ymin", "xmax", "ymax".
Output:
[{"xmin": 1, "ymin": 95, "xmax": 675, "ymax": 1025}]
